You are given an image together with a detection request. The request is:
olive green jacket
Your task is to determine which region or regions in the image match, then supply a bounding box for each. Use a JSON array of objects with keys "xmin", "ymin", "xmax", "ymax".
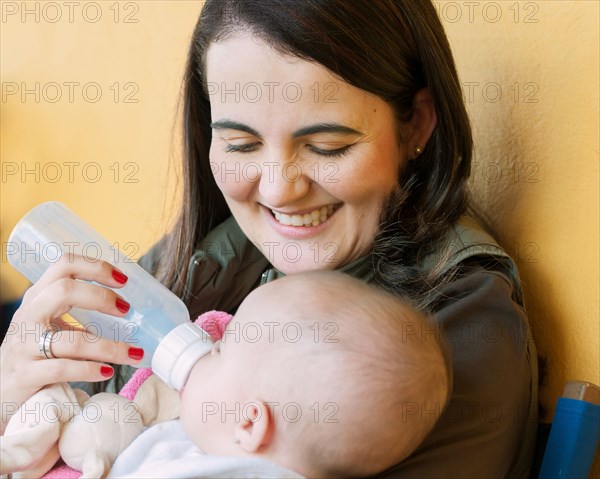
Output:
[{"xmin": 136, "ymin": 215, "xmax": 538, "ymax": 479}]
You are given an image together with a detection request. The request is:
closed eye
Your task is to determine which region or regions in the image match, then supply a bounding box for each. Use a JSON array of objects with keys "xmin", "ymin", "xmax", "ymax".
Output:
[
  {"xmin": 308, "ymin": 145, "xmax": 352, "ymax": 157},
  {"xmin": 224, "ymin": 143, "xmax": 260, "ymax": 153},
  {"xmin": 224, "ymin": 143, "xmax": 352, "ymax": 158}
]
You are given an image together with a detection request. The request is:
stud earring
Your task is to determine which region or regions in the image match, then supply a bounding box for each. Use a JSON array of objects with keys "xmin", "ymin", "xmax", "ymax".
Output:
[
  {"xmin": 233, "ymin": 438, "xmax": 241, "ymax": 444},
  {"xmin": 414, "ymin": 146, "xmax": 422, "ymax": 156}
]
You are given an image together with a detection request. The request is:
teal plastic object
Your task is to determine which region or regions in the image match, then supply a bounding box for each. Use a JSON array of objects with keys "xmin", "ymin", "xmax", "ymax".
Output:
[{"xmin": 538, "ymin": 397, "xmax": 600, "ymax": 478}]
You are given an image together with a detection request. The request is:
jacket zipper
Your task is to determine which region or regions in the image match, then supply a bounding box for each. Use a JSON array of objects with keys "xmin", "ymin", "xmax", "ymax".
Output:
[{"xmin": 260, "ymin": 268, "xmax": 277, "ymax": 285}]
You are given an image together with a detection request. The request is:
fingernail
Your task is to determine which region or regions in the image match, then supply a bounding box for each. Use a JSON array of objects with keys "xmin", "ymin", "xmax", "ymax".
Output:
[
  {"xmin": 128, "ymin": 347, "xmax": 144, "ymax": 361},
  {"xmin": 101, "ymin": 366, "xmax": 114, "ymax": 377},
  {"xmin": 112, "ymin": 269, "xmax": 128, "ymax": 284},
  {"xmin": 116, "ymin": 298, "xmax": 130, "ymax": 314}
]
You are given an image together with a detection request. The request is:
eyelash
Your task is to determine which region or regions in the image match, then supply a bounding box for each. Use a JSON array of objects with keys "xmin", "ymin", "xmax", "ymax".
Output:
[
  {"xmin": 224, "ymin": 143, "xmax": 352, "ymax": 158},
  {"xmin": 310, "ymin": 145, "xmax": 352, "ymax": 158},
  {"xmin": 224, "ymin": 143, "xmax": 258, "ymax": 154}
]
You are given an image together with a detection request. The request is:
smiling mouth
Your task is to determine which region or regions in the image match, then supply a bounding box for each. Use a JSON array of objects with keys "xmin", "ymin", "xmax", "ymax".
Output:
[{"xmin": 270, "ymin": 204, "xmax": 340, "ymax": 227}]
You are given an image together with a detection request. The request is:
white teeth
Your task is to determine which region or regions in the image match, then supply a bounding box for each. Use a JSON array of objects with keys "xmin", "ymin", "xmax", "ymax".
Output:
[
  {"xmin": 310, "ymin": 210, "xmax": 321, "ymax": 226},
  {"xmin": 276, "ymin": 213, "xmax": 292, "ymax": 225},
  {"xmin": 319, "ymin": 206, "xmax": 327, "ymax": 222},
  {"xmin": 272, "ymin": 205, "xmax": 338, "ymax": 227}
]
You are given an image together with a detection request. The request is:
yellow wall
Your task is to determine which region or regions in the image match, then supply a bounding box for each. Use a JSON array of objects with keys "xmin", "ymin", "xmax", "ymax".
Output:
[
  {"xmin": 1, "ymin": 0, "xmax": 203, "ymax": 298},
  {"xmin": 1, "ymin": 0, "xmax": 598, "ymax": 470}
]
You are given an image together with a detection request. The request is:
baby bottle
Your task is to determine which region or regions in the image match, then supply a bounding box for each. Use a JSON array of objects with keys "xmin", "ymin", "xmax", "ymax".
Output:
[{"xmin": 7, "ymin": 201, "xmax": 213, "ymax": 390}]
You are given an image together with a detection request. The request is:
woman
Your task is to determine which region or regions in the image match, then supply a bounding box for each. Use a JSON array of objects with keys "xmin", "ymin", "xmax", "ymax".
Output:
[{"xmin": 1, "ymin": 1, "xmax": 537, "ymax": 477}]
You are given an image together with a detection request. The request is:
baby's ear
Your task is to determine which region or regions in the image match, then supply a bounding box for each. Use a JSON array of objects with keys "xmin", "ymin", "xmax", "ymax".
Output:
[{"xmin": 233, "ymin": 400, "xmax": 274, "ymax": 452}]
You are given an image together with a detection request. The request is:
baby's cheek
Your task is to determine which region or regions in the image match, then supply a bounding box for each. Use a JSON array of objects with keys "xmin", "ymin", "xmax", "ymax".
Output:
[{"xmin": 179, "ymin": 400, "xmax": 200, "ymax": 441}]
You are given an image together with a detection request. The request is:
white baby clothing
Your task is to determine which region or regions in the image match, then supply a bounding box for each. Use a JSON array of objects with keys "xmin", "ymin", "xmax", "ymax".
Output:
[{"xmin": 107, "ymin": 420, "xmax": 303, "ymax": 478}]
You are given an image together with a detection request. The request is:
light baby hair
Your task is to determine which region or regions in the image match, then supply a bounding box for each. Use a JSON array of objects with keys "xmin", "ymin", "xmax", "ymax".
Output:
[{"xmin": 236, "ymin": 271, "xmax": 451, "ymax": 478}]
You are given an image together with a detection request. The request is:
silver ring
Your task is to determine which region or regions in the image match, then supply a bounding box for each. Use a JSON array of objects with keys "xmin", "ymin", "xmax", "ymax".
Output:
[{"xmin": 38, "ymin": 327, "xmax": 57, "ymax": 359}]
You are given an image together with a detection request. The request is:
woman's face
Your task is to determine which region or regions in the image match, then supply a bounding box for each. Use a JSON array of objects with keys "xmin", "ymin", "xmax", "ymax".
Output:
[{"xmin": 205, "ymin": 34, "xmax": 408, "ymax": 274}]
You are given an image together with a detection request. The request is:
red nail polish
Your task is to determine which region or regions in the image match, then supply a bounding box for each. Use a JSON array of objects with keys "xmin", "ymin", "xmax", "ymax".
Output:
[
  {"xmin": 128, "ymin": 347, "xmax": 144, "ymax": 361},
  {"xmin": 112, "ymin": 269, "xmax": 128, "ymax": 284},
  {"xmin": 101, "ymin": 366, "xmax": 113, "ymax": 377},
  {"xmin": 116, "ymin": 298, "xmax": 130, "ymax": 314}
]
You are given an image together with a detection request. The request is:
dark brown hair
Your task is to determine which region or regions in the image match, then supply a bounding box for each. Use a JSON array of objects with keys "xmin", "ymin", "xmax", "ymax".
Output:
[{"xmin": 158, "ymin": 0, "xmax": 472, "ymax": 311}]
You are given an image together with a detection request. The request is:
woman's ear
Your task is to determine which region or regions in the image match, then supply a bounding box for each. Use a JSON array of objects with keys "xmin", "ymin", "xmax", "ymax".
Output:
[
  {"xmin": 409, "ymin": 87, "xmax": 437, "ymax": 155},
  {"xmin": 233, "ymin": 400, "xmax": 274, "ymax": 453}
]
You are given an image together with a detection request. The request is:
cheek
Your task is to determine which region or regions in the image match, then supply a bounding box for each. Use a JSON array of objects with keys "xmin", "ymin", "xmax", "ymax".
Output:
[
  {"xmin": 179, "ymin": 381, "xmax": 199, "ymax": 419},
  {"xmin": 179, "ymin": 396, "xmax": 197, "ymax": 440},
  {"xmin": 328, "ymin": 153, "xmax": 399, "ymax": 206},
  {"xmin": 180, "ymin": 363, "xmax": 211, "ymax": 418},
  {"xmin": 210, "ymin": 149, "xmax": 255, "ymax": 202}
]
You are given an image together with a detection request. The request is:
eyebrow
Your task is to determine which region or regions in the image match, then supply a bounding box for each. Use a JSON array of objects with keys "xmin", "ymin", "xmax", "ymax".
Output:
[
  {"xmin": 293, "ymin": 123, "xmax": 363, "ymax": 138},
  {"xmin": 211, "ymin": 120, "xmax": 260, "ymax": 137},
  {"xmin": 210, "ymin": 120, "xmax": 363, "ymax": 138}
]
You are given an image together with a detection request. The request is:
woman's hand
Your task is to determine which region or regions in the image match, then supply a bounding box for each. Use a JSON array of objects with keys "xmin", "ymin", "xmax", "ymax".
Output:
[{"xmin": 1, "ymin": 254, "xmax": 144, "ymax": 434}]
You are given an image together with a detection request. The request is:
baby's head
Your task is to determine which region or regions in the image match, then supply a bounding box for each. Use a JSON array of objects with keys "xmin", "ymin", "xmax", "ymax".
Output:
[{"xmin": 180, "ymin": 271, "xmax": 451, "ymax": 477}]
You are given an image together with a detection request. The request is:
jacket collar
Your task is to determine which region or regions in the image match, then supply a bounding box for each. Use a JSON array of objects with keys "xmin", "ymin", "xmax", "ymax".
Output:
[{"xmin": 182, "ymin": 214, "xmax": 521, "ymax": 318}]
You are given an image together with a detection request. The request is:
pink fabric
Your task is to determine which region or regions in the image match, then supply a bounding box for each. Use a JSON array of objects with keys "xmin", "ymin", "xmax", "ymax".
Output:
[
  {"xmin": 40, "ymin": 311, "xmax": 233, "ymax": 479},
  {"xmin": 118, "ymin": 367, "xmax": 153, "ymax": 401},
  {"xmin": 41, "ymin": 461, "xmax": 81, "ymax": 479},
  {"xmin": 196, "ymin": 310, "xmax": 233, "ymax": 341}
]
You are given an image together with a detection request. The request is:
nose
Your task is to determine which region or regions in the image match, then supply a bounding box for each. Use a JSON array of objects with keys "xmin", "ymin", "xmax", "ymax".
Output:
[{"xmin": 258, "ymin": 159, "xmax": 311, "ymax": 208}]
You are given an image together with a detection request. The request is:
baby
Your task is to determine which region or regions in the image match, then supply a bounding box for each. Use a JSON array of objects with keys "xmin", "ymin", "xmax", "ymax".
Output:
[{"xmin": 110, "ymin": 271, "xmax": 452, "ymax": 478}]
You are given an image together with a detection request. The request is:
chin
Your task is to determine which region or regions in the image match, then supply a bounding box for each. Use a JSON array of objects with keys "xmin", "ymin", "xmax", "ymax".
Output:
[{"xmin": 272, "ymin": 258, "xmax": 336, "ymax": 276}]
